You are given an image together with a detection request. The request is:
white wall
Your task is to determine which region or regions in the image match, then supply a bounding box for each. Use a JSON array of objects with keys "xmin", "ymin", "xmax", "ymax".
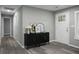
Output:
[
  {"xmin": 22, "ymin": 6, "xmax": 55, "ymax": 42},
  {"xmin": 13, "ymin": 7, "xmax": 23, "ymax": 46}
]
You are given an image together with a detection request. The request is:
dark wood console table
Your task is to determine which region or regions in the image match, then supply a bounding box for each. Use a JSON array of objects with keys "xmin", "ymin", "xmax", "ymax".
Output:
[{"xmin": 24, "ymin": 32, "xmax": 49, "ymax": 49}]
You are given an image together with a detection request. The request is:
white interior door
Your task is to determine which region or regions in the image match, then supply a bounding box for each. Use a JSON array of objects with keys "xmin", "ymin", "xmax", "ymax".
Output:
[{"xmin": 55, "ymin": 11, "xmax": 70, "ymax": 44}]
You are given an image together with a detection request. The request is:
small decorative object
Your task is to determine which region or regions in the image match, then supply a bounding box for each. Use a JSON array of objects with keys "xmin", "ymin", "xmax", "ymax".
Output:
[
  {"xmin": 25, "ymin": 25, "xmax": 31, "ymax": 34},
  {"xmin": 25, "ymin": 28, "xmax": 31, "ymax": 34},
  {"xmin": 31, "ymin": 24, "xmax": 36, "ymax": 33},
  {"xmin": 36, "ymin": 23, "xmax": 45, "ymax": 33},
  {"xmin": 25, "ymin": 23, "xmax": 45, "ymax": 33}
]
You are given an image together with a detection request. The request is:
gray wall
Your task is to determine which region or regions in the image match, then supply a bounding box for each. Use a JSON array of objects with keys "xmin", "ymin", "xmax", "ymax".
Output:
[
  {"xmin": 22, "ymin": 6, "xmax": 55, "ymax": 42},
  {"xmin": 13, "ymin": 6, "xmax": 55, "ymax": 47},
  {"xmin": 13, "ymin": 7, "xmax": 23, "ymax": 46},
  {"xmin": 55, "ymin": 6, "xmax": 79, "ymax": 47}
]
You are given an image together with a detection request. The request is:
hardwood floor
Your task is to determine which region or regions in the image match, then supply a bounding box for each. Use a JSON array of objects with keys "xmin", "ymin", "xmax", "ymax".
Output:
[
  {"xmin": 28, "ymin": 42, "xmax": 79, "ymax": 54},
  {"xmin": 0, "ymin": 37, "xmax": 28, "ymax": 54},
  {"xmin": 0, "ymin": 37, "xmax": 79, "ymax": 54}
]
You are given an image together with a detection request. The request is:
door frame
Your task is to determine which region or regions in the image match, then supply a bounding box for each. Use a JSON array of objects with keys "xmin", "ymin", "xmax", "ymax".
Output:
[
  {"xmin": 1, "ymin": 16, "xmax": 13, "ymax": 37},
  {"xmin": 74, "ymin": 11, "xmax": 79, "ymax": 40}
]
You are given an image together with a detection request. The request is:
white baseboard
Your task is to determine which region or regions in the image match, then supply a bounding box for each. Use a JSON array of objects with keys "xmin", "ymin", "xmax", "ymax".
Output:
[
  {"xmin": 53, "ymin": 40, "xmax": 79, "ymax": 49},
  {"xmin": 49, "ymin": 40, "xmax": 55, "ymax": 42},
  {"xmin": 67, "ymin": 43, "xmax": 79, "ymax": 49},
  {"xmin": 15, "ymin": 39, "xmax": 24, "ymax": 48}
]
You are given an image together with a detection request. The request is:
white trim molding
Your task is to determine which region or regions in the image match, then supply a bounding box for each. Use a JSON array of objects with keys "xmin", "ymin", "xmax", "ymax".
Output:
[
  {"xmin": 49, "ymin": 40, "xmax": 55, "ymax": 42},
  {"xmin": 15, "ymin": 39, "xmax": 24, "ymax": 48},
  {"xmin": 54, "ymin": 40, "xmax": 79, "ymax": 49},
  {"xmin": 74, "ymin": 11, "xmax": 79, "ymax": 40}
]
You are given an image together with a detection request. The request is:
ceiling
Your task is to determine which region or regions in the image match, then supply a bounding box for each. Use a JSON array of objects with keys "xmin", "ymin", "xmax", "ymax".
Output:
[
  {"xmin": 29, "ymin": 5, "xmax": 75, "ymax": 11},
  {"xmin": 1, "ymin": 5, "xmax": 21, "ymax": 15},
  {"xmin": 0, "ymin": 5, "xmax": 75, "ymax": 15}
]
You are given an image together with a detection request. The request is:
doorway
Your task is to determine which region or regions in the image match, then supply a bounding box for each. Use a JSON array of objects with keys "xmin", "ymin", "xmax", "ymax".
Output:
[
  {"xmin": 4, "ymin": 17, "xmax": 10, "ymax": 36},
  {"xmin": 55, "ymin": 11, "xmax": 70, "ymax": 44},
  {"xmin": 1, "ymin": 14, "xmax": 13, "ymax": 37}
]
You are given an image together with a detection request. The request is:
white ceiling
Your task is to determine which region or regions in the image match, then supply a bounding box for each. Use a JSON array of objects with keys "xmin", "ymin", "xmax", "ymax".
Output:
[
  {"xmin": 0, "ymin": 5, "xmax": 75, "ymax": 14},
  {"xmin": 1, "ymin": 5, "xmax": 75, "ymax": 12},
  {"xmin": 1, "ymin": 5, "xmax": 21, "ymax": 15},
  {"xmin": 29, "ymin": 5, "xmax": 75, "ymax": 11},
  {"xmin": 1, "ymin": 5, "xmax": 21, "ymax": 10}
]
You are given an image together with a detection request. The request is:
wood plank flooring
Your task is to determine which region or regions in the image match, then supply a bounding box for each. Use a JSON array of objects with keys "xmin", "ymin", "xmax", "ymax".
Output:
[
  {"xmin": 28, "ymin": 42, "xmax": 79, "ymax": 54},
  {"xmin": 0, "ymin": 37, "xmax": 79, "ymax": 54},
  {"xmin": 0, "ymin": 37, "xmax": 28, "ymax": 54}
]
